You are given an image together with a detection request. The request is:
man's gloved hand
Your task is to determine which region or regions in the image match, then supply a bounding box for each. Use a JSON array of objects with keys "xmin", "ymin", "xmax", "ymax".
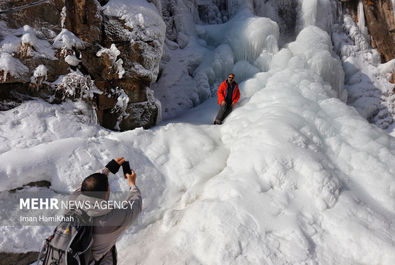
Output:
[{"xmin": 106, "ymin": 157, "xmax": 125, "ymax": 174}]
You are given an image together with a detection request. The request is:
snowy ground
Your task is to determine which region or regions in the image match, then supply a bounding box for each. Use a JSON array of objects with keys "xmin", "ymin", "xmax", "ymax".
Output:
[{"xmin": 1, "ymin": 1, "xmax": 395, "ymax": 265}]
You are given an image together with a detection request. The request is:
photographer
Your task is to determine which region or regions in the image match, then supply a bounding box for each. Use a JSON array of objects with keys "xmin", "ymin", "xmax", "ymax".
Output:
[{"xmin": 67, "ymin": 157, "xmax": 142, "ymax": 265}]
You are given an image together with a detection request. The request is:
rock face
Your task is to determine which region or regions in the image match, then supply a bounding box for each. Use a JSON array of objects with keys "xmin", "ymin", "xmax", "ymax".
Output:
[
  {"xmin": 362, "ymin": 0, "xmax": 395, "ymax": 62},
  {"xmin": 0, "ymin": 0, "xmax": 165, "ymax": 130}
]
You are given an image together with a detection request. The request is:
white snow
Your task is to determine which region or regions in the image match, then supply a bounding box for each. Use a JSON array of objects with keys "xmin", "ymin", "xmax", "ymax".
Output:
[
  {"xmin": 96, "ymin": 44, "xmax": 125, "ymax": 78},
  {"xmin": 53, "ymin": 29, "xmax": 86, "ymax": 50},
  {"xmin": 96, "ymin": 44, "xmax": 121, "ymax": 62},
  {"xmin": 30, "ymin": 64, "xmax": 48, "ymax": 85},
  {"xmin": 0, "ymin": 23, "xmax": 56, "ymax": 60},
  {"xmin": 65, "ymin": 55, "xmax": 81, "ymax": 66},
  {"xmin": 1, "ymin": 0, "xmax": 395, "ymax": 265},
  {"xmin": 0, "ymin": 52, "xmax": 29, "ymax": 80},
  {"xmin": 378, "ymin": 59, "xmax": 395, "ymax": 75},
  {"xmin": 33, "ymin": 65, "xmax": 48, "ymax": 78},
  {"xmin": 20, "ymin": 25, "xmax": 56, "ymax": 60}
]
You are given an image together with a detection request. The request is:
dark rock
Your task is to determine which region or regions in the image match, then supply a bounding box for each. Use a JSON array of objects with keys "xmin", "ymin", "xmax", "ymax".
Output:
[
  {"xmin": 120, "ymin": 100, "xmax": 159, "ymax": 130},
  {"xmin": 0, "ymin": 251, "xmax": 39, "ymax": 265},
  {"xmin": 64, "ymin": 0, "xmax": 102, "ymax": 43},
  {"xmin": 0, "ymin": 0, "xmax": 62, "ymax": 31},
  {"xmin": 9, "ymin": 180, "xmax": 51, "ymax": 192}
]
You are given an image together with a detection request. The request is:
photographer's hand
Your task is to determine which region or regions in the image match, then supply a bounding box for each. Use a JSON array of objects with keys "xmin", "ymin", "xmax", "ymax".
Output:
[
  {"xmin": 115, "ymin": 157, "xmax": 125, "ymax": 165},
  {"xmin": 126, "ymin": 170, "xmax": 136, "ymax": 187}
]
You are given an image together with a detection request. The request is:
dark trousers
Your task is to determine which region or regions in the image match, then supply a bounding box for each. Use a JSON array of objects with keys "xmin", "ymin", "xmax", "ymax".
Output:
[{"xmin": 215, "ymin": 103, "xmax": 232, "ymax": 122}]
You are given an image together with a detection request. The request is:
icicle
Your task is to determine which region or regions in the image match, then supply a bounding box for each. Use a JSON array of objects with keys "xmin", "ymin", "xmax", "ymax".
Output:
[
  {"xmin": 301, "ymin": 0, "xmax": 318, "ymax": 28},
  {"xmin": 357, "ymin": 0, "xmax": 368, "ymax": 36},
  {"xmin": 60, "ymin": 7, "xmax": 66, "ymax": 29}
]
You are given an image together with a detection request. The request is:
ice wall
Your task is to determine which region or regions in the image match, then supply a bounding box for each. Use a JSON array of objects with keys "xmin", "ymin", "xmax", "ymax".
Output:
[
  {"xmin": 194, "ymin": 10, "xmax": 280, "ymax": 95},
  {"xmin": 154, "ymin": 0, "xmax": 345, "ymax": 119},
  {"xmin": 297, "ymin": 0, "xmax": 337, "ymax": 33}
]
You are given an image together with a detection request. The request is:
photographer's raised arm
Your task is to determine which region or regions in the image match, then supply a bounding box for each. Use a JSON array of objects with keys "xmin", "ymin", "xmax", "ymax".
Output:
[
  {"xmin": 71, "ymin": 157, "xmax": 125, "ymax": 194},
  {"xmin": 90, "ymin": 170, "xmax": 142, "ymax": 262}
]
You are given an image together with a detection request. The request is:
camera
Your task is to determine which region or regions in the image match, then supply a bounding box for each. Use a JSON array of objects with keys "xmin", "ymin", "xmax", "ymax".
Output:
[{"xmin": 122, "ymin": 161, "xmax": 132, "ymax": 178}]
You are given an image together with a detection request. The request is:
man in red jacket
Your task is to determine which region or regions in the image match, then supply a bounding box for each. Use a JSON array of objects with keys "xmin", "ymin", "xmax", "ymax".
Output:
[{"xmin": 214, "ymin": 73, "xmax": 240, "ymax": 125}]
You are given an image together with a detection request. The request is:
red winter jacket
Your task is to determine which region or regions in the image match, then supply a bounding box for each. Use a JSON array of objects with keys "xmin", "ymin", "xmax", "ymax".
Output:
[{"xmin": 217, "ymin": 80, "xmax": 240, "ymax": 105}]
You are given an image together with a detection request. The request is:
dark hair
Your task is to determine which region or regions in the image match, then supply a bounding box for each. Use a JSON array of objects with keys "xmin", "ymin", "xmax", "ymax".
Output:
[
  {"xmin": 81, "ymin": 173, "xmax": 109, "ymax": 199},
  {"xmin": 228, "ymin": 73, "xmax": 235, "ymax": 77}
]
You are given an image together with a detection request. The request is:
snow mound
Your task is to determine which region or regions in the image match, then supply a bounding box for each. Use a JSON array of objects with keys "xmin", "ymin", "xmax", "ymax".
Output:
[
  {"xmin": 53, "ymin": 29, "xmax": 87, "ymax": 50},
  {"xmin": 20, "ymin": 25, "xmax": 56, "ymax": 60},
  {"xmin": 0, "ymin": 52, "xmax": 29, "ymax": 80}
]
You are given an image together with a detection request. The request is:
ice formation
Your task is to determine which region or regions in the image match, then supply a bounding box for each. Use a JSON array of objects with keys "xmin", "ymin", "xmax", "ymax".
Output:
[
  {"xmin": 357, "ymin": 0, "xmax": 368, "ymax": 36},
  {"xmin": 333, "ymin": 13, "xmax": 395, "ymax": 131}
]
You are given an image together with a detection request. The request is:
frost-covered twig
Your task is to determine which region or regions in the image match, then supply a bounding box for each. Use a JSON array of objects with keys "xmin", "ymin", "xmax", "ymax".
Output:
[{"xmin": 52, "ymin": 71, "xmax": 102, "ymax": 100}]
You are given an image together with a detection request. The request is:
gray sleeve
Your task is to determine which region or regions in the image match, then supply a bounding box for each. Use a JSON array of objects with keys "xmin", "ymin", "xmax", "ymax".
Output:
[
  {"xmin": 94, "ymin": 185, "xmax": 142, "ymax": 229},
  {"xmin": 115, "ymin": 185, "xmax": 143, "ymax": 227},
  {"xmin": 91, "ymin": 186, "xmax": 142, "ymax": 261}
]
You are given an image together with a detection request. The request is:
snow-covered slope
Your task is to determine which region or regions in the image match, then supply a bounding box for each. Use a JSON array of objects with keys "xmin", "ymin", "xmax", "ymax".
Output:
[{"xmin": 1, "ymin": 0, "xmax": 395, "ymax": 265}]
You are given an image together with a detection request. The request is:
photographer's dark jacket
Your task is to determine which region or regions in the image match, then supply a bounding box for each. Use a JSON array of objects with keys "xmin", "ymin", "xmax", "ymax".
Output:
[{"xmin": 67, "ymin": 168, "xmax": 142, "ymax": 265}]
